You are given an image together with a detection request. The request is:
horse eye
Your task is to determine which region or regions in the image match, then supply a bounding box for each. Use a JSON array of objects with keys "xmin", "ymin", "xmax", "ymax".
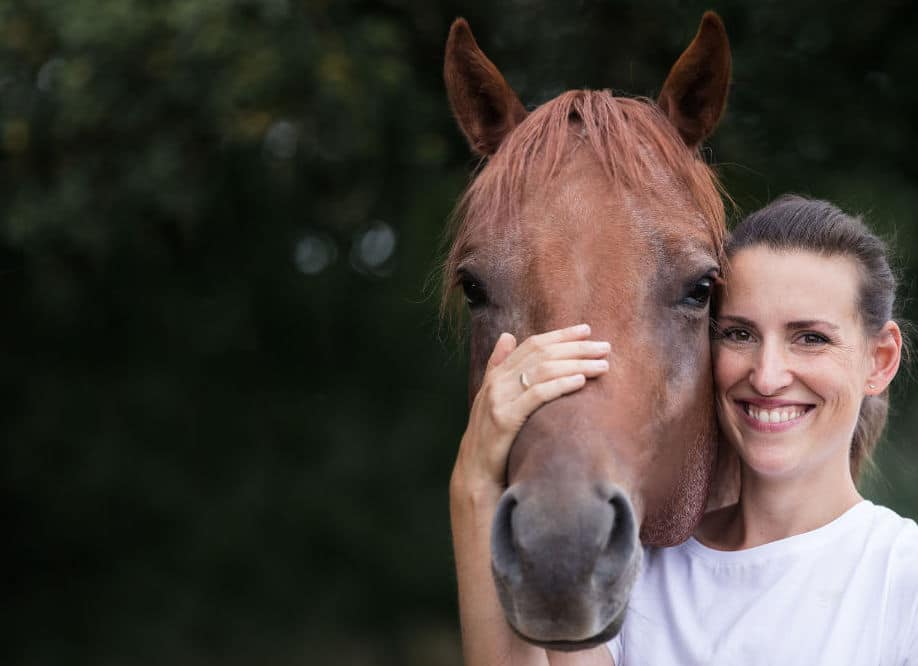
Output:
[
  {"xmin": 683, "ymin": 276, "xmax": 713, "ymax": 308},
  {"xmin": 460, "ymin": 275, "xmax": 488, "ymax": 309}
]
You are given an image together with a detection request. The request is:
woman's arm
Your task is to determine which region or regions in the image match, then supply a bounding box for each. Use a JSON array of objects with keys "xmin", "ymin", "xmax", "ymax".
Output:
[
  {"xmin": 449, "ymin": 326, "xmax": 614, "ymax": 666},
  {"xmin": 450, "ymin": 465, "xmax": 544, "ymax": 665}
]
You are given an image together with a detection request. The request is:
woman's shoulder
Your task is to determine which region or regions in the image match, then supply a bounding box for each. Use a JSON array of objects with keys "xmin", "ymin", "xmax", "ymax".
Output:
[
  {"xmin": 861, "ymin": 502, "xmax": 918, "ymax": 566},
  {"xmin": 858, "ymin": 501, "xmax": 918, "ymax": 543},
  {"xmin": 861, "ymin": 503, "xmax": 918, "ymax": 642},
  {"xmin": 850, "ymin": 502, "xmax": 918, "ymax": 617}
]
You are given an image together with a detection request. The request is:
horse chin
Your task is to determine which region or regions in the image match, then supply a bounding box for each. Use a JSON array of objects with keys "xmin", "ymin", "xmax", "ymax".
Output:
[
  {"xmin": 495, "ymin": 544, "xmax": 641, "ymax": 653},
  {"xmin": 509, "ymin": 607, "xmax": 627, "ymax": 653}
]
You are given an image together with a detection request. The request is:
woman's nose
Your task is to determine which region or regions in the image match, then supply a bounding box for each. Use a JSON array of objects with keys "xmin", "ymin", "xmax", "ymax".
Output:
[{"xmin": 749, "ymin": 341, "xmax": 793, "ymax": 396}]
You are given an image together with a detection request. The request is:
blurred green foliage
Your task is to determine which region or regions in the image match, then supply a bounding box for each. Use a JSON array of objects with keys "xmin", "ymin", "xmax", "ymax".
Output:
[{"xmin": 1, "ymin": 1, "xmax": 915, "ymax": 664}]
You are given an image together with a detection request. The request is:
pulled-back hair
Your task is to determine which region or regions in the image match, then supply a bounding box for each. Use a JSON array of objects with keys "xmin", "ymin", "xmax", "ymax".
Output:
[{"xmin": 725, "ymin": 195, "xmax": 899, "ymax": 479}]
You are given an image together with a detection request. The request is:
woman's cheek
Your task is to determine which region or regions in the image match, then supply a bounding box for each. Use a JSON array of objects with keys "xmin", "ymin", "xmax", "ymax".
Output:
[{"xmin": 712, "ymin": 345, "xmax": 738, "ymax": 392}]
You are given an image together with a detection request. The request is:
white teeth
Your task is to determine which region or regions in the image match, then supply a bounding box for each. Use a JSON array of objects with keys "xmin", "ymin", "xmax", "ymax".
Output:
[{"xmin": 744, "ymin": 404, "xmax": 807, "ymax": 424}]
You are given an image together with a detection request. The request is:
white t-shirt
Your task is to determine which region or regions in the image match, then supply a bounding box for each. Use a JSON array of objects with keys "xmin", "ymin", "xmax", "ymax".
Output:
[{"xmin": 607, "ymin": 501, "xmax": 918, "ymax": 665}]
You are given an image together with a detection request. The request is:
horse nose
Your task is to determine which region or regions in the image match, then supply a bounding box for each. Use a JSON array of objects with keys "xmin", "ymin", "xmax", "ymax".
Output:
[
  {"xmin": 491, "ymin": 482, "xmax": 638, "ymax": 592},
  {"xmin": 594, "ymin": 485, "xmax": 638, "ymax": 581}
]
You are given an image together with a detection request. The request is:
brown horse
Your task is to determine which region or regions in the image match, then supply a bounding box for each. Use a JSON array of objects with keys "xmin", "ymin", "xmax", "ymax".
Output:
[{"xmin": 442, "ymin": 13, "xmax": 731, "ymax": 651}]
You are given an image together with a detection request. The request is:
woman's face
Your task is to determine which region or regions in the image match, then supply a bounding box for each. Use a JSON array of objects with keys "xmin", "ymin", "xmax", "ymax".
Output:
[{"xmin": 713, "ymin": 247, "xmax": 875, "ymax": 481}]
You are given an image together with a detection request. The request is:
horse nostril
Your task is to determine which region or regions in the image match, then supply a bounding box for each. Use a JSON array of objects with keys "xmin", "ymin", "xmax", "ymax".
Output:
[
  {"xmin": 491, "ymin": 490, "xmax": 522, "ymax": 584},
  {"xmin": 594, "ymin": 486, "xmax": 638, "ymax": 582},
  {"xmin": 606, "ymin": 491, "xmax": 637, "ymax": 560}
]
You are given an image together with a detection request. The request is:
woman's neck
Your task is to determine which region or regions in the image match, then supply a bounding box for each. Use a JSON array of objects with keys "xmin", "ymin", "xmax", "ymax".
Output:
[{"xmin": 696, "ymin": 457, "xmax": 862, "ymax": 551}]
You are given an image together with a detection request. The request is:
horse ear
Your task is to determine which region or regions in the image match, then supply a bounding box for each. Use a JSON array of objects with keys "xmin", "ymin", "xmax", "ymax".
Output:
[
  {"xmin": 444, "ymin": 18, "xmax": 528, "ymax": 156},
  {"xmin": 658, "ymin": 11, "xmax": 731, "ymax": 149}
]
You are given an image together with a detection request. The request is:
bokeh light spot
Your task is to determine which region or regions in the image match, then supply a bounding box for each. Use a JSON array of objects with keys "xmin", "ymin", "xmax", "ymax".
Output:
[
  {"xmin": 37, "ymin": 57, "xmax": 64, "ymax": 92},
  {"xmin": 294, "ymin": 233, "xmax": 337, "ymax": 275},
  {"xmin": 264, "ymin": 120, "xmax": 298, "ymax": 160},
  {"xmin": 351, "ymin": 222, "xmax": 397, "ymax": 276}
]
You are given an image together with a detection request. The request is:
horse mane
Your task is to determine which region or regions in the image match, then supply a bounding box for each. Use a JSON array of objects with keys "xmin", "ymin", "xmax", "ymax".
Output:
[{"xmin": 440, "ymin": 89, "xmax": 727, "ymax": 320}]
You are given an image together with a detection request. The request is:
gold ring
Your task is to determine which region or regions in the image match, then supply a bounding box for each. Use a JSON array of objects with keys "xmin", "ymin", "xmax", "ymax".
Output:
[{"xmin": 519, "ymin": 371, "xmax": 531, "ymax": 390}]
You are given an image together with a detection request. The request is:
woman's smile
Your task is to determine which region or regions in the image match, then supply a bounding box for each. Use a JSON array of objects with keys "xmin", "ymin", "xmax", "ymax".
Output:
[{"xmin": 734, "ymin": 398, "xmax": 815, "ymax": 432}]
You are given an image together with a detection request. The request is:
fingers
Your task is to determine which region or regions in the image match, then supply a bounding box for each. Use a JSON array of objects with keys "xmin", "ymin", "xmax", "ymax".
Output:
[
  {"xmin": 487, "ymin": 332, "xmax": 517, "ymax": 369},
  {"xmin": 525, "ymin": 323, "xmax": 592, "ymax": 348},
  {"xmin": 500, "ymin": 325, "xmax": 605, "ymax": 370},
  {"xmin": 523, "ymin": 358, "xmax": 609, "ymax": 385},
  {"xmin": 482, "ymin": 323, "xmax": 610, "ymax": 421},
  {"xmin": 490, "ymin": 325, "xmax": 611, "ymax": 384},
  {"xmin": 532, "ymin": 340, "xmax": 612, "ymax": 362},
  {"xmin": 515, "ymin": 373, "xmax": 587, "ymax": 414},
  {"xmin": 512, "ymin": 329, "xmax": 608, "ymax": 366},
  {"xmin": 487, "ymin": 323, "xmax": 595, "ymax": 372},
  {"xmin": 502, "ymin": 325, "xmax": 610, "ymax": 421}
]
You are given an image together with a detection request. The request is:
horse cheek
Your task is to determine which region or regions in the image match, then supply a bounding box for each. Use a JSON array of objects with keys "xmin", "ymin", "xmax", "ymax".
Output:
[{"xmin": 466, "ymin": 320, "xmax": 501, "ymax": 407}]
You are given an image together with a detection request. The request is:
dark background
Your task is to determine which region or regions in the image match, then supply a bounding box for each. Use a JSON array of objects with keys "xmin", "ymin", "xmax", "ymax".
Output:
[{"xmin": 2, "ymin": 1, "xmax": 916, "ymax": 664}]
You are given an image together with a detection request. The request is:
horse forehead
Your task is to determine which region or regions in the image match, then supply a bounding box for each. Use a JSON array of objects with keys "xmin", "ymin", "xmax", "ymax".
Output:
[{"xmin": 519, "ymin": 168, "xmax": 710, "ymax": 288}]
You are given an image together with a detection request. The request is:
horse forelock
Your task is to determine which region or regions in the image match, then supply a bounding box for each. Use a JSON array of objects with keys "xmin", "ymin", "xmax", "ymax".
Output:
[{"xmin": 440, "ymin": 89, "xmax": 727, "ymax": 324}]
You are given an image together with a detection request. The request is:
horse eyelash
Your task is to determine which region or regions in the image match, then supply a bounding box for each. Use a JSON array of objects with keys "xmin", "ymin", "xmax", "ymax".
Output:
[{"xmin": 453, "ymin": 268, "xmax": 476, "ymax": 290}]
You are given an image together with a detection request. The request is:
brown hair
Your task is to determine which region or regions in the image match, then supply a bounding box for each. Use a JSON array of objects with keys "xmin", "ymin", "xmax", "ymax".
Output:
[{"xmin": 725, "ymin": 194, "xmax": 899, "ymax": 479}]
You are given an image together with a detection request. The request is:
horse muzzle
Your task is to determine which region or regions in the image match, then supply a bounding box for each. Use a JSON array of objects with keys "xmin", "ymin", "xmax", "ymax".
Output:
[{"xmin": 490, "ymin": 481, "xmax": 641, "ymax": 649}]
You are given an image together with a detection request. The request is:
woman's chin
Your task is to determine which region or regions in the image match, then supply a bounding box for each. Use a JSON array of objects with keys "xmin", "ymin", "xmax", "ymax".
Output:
[{"xmin": 736, "ymin": 445, "xmax": 800, "ymax": 479}]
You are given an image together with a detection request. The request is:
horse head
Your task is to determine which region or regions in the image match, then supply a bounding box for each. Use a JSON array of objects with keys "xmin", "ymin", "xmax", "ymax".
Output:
[{"xmin": 443, "ymin": 13, "xmax": 731, "ymax": 650}]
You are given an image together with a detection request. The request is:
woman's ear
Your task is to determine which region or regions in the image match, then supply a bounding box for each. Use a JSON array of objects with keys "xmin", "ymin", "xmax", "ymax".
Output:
[{"xmin": 865, "ymin": 321, "xmax": 902, "ymax": 394}]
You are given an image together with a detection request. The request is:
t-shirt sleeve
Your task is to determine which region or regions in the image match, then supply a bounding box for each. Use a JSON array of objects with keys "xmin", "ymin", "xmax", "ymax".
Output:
[
  {"xmin": 892, "ymin": 519, "xmax": 918, "ymax": 664},
  {"xmin": 902, "ymin": 600, "xmax": 918, "ymax": 665},
  {"xmin": 903, "ymin": 590, "xmax": 918, "ymax": 665}
]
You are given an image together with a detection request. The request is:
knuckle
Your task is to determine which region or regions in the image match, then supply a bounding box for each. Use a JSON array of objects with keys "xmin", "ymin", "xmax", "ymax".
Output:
[
  {"xmin": 534, "ymin": 344, "xmax": 553, "ymax": 364},
  {"xmin": 479, "ymin": 382, "xmax": 498, "ymax": 407},
  {"xmin": 531, "ymin": 382, "xmax": 552, "ymax": 402},
  {"xmin": 537, "ymin": 360, "xmax": 559, "ymax": 378},
  {"xmin": 491, "ymin": 407, "xmax": 511, "ymax": 430},
  {"xmin": 487, "ymin": 401, "xmax": 505, "ymax": 426}
]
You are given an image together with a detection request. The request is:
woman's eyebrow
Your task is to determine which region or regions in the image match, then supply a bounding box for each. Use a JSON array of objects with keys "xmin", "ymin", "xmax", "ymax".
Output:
[
  {"xmin": 786, "ymin": 320, "xmax": 841, "ymax": 332},
  {"xmin": 715, "ymin": 315, "xmax": 841, "ymax": 332},
  {"xmin": 716, "ymin": 314, "xmax": 755, "ymax": 327}
]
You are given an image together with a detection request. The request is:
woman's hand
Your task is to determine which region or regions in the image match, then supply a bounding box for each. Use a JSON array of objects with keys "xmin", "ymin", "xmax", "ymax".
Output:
[{"xmin": 451, "ymin": 323, "xmax": 611, "ymax": 501}]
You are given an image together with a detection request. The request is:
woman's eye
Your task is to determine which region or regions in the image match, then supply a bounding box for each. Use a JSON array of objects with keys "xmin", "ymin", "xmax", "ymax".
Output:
[
  {"xmin": 800, "ymin": 332, "xmax": 829, "ymax": 345},
  {"xmin": 682, "ymin": 277, "xmax": 713, "ymax": 308},
  {"xmin": 459, "ymin": 276, "xmax": 488, "ymax": 309},
  {"xmin": 718, "ymin": 327, "xmax": 753, "ymax": 343}
]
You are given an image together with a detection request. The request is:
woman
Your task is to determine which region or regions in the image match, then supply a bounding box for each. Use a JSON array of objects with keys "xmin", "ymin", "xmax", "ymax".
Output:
[{"xmin": 450, "ymin": 196, "xmax": 918, "ymax": 665}]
